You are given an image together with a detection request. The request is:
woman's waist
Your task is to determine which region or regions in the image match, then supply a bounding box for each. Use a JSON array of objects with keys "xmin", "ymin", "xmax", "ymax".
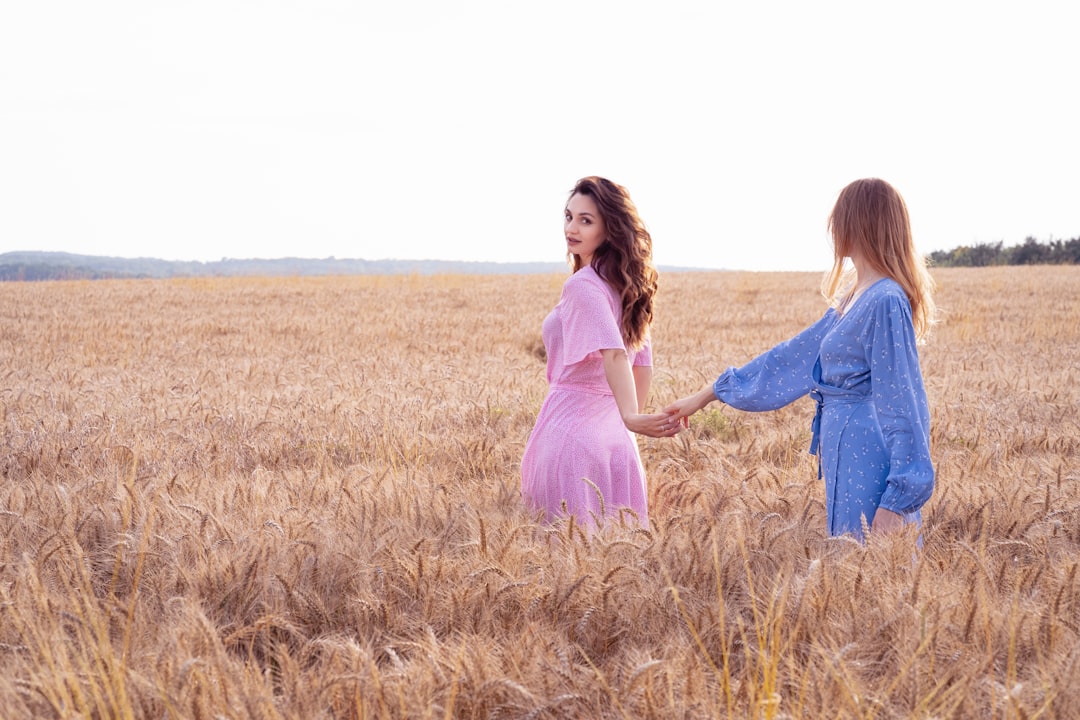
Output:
[
  {"xmin": 811, "ymin": 382, "xmax": 870, "ymax": 405},
  {"xmin": 549, "ymin": 381, "xmax": 614, "ymax": 397},
  {"xmin": 808, "ymin": 385, "xmax": 871, "ymax": 455}
]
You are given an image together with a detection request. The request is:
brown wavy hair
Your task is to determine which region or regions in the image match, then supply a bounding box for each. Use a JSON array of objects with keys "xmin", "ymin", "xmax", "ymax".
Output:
[
  {"xmin": 823, "ymin": 178, "xmax": 936, "ymax": 339},
  {"xmin": 568, "ymin": 176, "xmax": 658, "ymax": 351}
]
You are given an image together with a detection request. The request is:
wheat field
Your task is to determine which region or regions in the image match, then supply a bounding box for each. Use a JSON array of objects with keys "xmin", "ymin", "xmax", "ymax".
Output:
[{"xmin": 1, "ymin": 265, "xmax": 1077, "ymax": 719}]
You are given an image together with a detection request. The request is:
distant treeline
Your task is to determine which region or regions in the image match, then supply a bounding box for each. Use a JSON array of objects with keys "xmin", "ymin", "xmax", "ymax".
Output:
[
  {"xmin": 0, "ymin": 262, "xmax": 141, "ymax": 282},
  {"xmin": 929, "ymin": 237, "xmax": 1080, "ymax": 267}
]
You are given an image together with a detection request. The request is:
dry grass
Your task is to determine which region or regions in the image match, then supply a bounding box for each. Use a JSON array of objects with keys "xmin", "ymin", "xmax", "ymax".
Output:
[{"xmin": 1, "ymin": 266, "xmax": 1077, "ymax": 719}]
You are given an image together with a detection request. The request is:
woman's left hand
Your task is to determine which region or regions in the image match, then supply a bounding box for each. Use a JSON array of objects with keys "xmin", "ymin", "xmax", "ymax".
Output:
[{"xmin": 624, "ymin": 411, "xmax": 684, "ymax": 438}]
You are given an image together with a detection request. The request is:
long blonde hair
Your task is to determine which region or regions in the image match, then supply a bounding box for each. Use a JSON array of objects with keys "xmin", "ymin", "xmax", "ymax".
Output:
[
  {"xmin": 568, "ymin": 176, "xmax": 657, "ymax": 351},
  {"xmin": 822, "ymin": 178, "xmax": 936, "ymax": 339}
]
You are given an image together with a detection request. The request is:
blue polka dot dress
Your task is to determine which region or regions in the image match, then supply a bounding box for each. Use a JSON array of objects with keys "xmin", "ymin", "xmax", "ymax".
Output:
[{"xmin": 713, "ymin": 278, "xmax": 933, "ymax": 540}]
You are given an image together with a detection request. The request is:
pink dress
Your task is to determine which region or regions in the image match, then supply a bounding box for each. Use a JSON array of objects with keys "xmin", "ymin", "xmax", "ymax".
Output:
[{"xmin": 521, "ymin": 265, "xmax": 651, "ymax": 528}]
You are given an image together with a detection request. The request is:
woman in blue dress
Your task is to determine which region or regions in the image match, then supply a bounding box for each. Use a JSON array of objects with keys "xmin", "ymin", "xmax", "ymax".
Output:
[{"xmin": 664, "ymin": 178, "xmax": 936, "ymax": 541}]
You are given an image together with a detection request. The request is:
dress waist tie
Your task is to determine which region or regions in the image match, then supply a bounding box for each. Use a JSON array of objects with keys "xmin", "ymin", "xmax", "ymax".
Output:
[
  {"xmin": 809, "ymin": 388, "xmax": 824, "ymax": 478},
  {"xmin": 808, "ymin": 386, "xmax": 869, "ymax": 480}
]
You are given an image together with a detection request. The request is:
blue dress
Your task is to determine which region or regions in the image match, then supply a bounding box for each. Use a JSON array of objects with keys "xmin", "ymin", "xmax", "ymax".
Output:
[{"xmin": 713, "ymin": 278, "xmax": 933, "ymax": 540}]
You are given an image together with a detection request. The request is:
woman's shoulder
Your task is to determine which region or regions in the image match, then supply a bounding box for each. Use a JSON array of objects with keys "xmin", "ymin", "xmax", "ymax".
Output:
[
  {"xmin": 863, "ymin": 278, "xmax": 915, "ymax": 321},
  {"xmin": 564, "ymin": 265, "xmax": 612, "ymax": 296},
  {"xmin": 859, "ymin": 277, "xmax": 906, "ymax": 305},
  {"xmin": 566, "ymin": 264, "xmax": 601, "ymax": 284},
  {"xmin": 561, "ymin": 266, "xmax": 619, "ymax": 319}
]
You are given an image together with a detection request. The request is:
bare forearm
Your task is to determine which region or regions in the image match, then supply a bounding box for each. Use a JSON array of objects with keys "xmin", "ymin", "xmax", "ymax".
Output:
[
  {"xmin": 602, "ymin": 349, "xmax": 642, "ymax": 421},
  {"xmin": 602, "ymin": 349, "xmax": 680, "ymax": 438},
  {"xmin": 632, "ymin": 365, "xmax": 652, "ymax": 413},
  {"xmin": 662, "ymin": 384, "xmax": 718, "ymax": 420},
  {"xmin": 687, "ymin": 385, "xmax": 717, "ymax": 414}
]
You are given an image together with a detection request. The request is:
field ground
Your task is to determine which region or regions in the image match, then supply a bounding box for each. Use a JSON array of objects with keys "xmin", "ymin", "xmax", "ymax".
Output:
[{"xmin": 1, "ymin": 265, "xmax": 1078, "ymax": 718}]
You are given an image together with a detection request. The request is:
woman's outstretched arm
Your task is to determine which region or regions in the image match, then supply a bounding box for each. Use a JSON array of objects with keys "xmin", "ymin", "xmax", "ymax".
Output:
[
  {"xmin": 663, "ymin": 310, "xmax": 835, "ymax": 423},
  {"xmin": 602, "ymin": 348, "xmax": 681, "ymax": 438},
  {"xmin": 663, "ymin": 385, "xmax": 717, "ymax": 425}
]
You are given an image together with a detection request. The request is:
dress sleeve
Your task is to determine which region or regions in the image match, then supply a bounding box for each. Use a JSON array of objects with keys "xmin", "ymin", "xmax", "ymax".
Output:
[
  {"xmin": 868, "ymin": 294, "xmax": 935, "ymax": 514},
  {"xmin": 632, "ymin": 335, "xmax": 652, "ymax": 367},
  {"xmin": 560, "ymin": 273, "xmax": 625, "ymax": 366},
  {"xmin": 712, "ymin": 311, "xmax": 833, "ymax": 411}
]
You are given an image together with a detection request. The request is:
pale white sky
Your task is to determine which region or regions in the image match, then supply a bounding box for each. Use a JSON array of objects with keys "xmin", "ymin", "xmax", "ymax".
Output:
[{"xmin": 1, "ymin": 1, "xmax": 1076, "ymax": 271}]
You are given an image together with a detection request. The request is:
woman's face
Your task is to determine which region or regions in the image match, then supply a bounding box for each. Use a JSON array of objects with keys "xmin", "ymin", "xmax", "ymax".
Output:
[{"xmin": 564, "ymin": 192, "xmax": 605, "ymax": 266}]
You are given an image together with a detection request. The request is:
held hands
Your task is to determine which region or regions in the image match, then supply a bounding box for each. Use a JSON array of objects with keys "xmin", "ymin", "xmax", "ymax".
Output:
[
  {"xmin": 623, "ymin": 382, "xmax": 719, "ymax": 438},
  {"xmin": 660, "ymin": 386, "xmax": 717, "ymax": 427},
  {"xmin": 623, "ymin": 411, "xmax": 685, "ymax": 438}
]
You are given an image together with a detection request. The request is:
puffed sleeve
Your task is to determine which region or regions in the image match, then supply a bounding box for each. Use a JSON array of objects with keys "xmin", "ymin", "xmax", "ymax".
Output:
[
  {"xmin": 868, "ymin": 294, "xmax": 935, "ymax": 514},
  {"xmin": 560, "ymin": 272, "xmax": 625, "ymax": 366},
  {"xmin": 713, "ymin": 310, "xmax": 834, "ymax": 411}
]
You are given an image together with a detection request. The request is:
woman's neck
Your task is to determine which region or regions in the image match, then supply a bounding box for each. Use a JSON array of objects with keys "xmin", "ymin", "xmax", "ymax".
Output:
[
  {"xmin": 851, "ymin": 255, "xmax": 885, "ymax": 293},
  {"xmin": 837, "ymin": 254, "xmax": 886, "ymax": 314}
]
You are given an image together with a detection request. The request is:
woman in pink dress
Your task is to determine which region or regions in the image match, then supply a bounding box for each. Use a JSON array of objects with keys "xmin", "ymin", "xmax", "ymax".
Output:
[{"xmin": 521, "ymin": 177, "xmax": 681, "ymax": 529}]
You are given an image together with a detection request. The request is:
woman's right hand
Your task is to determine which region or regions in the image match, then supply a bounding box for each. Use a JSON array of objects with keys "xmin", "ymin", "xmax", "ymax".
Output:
[{"xmin": 661, "ymin": 386, "xmax": 717, "ymax": 424}]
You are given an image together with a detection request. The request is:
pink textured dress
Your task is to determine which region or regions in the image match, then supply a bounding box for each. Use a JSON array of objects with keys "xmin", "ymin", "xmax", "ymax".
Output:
[{"xmin": 521, "ymin": 265, "xmax": 651, "ymax": 528}]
